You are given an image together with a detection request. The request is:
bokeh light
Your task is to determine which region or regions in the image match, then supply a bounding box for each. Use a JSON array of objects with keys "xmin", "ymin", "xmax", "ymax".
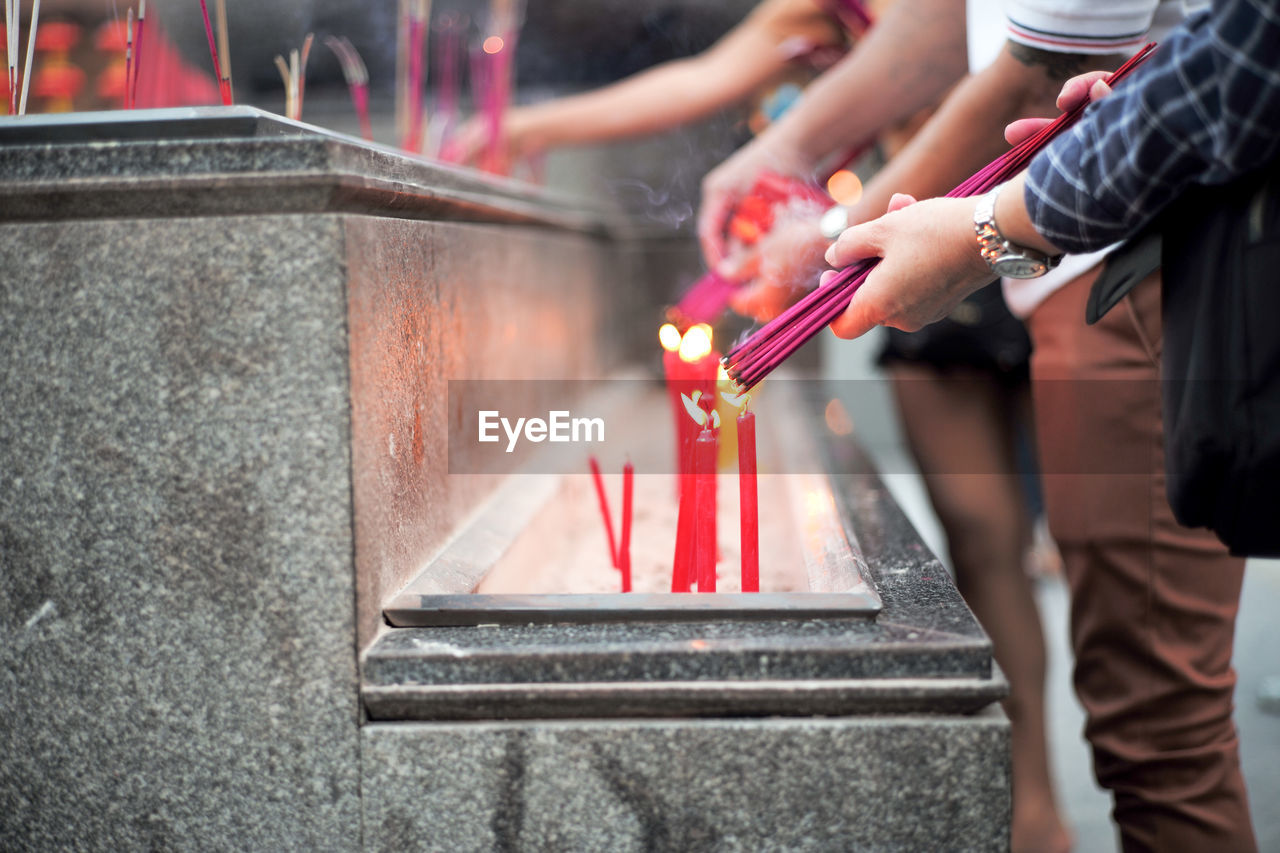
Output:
[{"xmin": 826, "ymin": 169, "xmax": 863, "ymax": 206}]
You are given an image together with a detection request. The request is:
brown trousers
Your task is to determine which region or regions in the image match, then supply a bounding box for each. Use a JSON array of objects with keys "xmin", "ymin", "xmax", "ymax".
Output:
[{"xmin": 1026, "ymin": 269, "xmax": 1258, "ymax": 853}]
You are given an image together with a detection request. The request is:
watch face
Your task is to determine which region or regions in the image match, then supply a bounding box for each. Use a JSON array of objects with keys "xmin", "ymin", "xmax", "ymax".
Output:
[{"xmin": 993, "ymin": 256, "xmax": 1047, "ymax": 279}]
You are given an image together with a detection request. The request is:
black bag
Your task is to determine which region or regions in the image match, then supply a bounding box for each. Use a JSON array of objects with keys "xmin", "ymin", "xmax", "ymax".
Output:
[
  {"xmin": 1090, "ymin": 159, "xmax": 1280, "ymax": 557},
  {"xmin": 879, "ymin": 280, "xmax": 1031, "ymax": 380}
]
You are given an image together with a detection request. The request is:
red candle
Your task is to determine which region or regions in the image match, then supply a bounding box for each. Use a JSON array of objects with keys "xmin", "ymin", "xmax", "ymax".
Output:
[
  {"xmin": 620, "ymin": 461, "xmax": 634, "ymax": 593},
  {"xmin": 671, "ymin": 441, "xmax": 695, "ymax": 593},
  {"xmin": 694, "ymin": 425, "xmax": 717, "ymax": 593},
  {"xmin": 737, "ymin": 408, "xmax": 759, "ymax": 592},
  {"xmin": 588, "ymin": 456, "xmax": 619, "ymax": 569}
]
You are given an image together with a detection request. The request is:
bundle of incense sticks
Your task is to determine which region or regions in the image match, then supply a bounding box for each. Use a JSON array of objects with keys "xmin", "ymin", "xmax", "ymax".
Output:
[
  {"xmin": 429, "ymin": 13, "xmax": 464, "ymax": 159},
  {"xmin": 325, "ymin": 36, "xmax": 372, "ymax": 140},
  {"xmin": 472, "ymin": 0, "xmax": 520, "ymax": 174},
  {"xmin": 5, "ymin": 0, "xmax": 39, "ymax": 115},
  {"xmin": 274, "ymin": 35, "xmax": 313, "ymax": 122},
  {"xmin": 197, "ymin": 0, "xmax": 232, "ymax": 105},
  {"xmin": 723, "ymin": 44, "xmax": 1158, "ymax": 392}
]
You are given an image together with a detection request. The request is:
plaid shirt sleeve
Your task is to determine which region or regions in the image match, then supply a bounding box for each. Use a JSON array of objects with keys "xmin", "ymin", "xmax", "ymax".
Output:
[{"xmin": 1024, "ymin": 0, "xmax": 1280, "ymax": 253}]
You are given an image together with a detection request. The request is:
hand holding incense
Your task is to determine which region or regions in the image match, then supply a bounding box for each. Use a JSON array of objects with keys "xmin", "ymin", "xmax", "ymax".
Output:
[{"xmin": 721, "ymin": 44, "xmax": 1158, "ymax": 392}]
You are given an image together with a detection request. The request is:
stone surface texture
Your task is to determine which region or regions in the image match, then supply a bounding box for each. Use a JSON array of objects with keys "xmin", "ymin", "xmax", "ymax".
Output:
[
  {"xmin": 0, "ymin": 111, "xmax": 665, "ymax": 850},
  {"xmin": 362, "ymin": 711, "xmax": 1011, "ymax": 852},
  {"xmin": 1, "ymin": 214, "xmax": 362, "ymax": 850},
  {"xmin": 1, "ymin": 110, "xmax": 1007, "ymax": 851}
]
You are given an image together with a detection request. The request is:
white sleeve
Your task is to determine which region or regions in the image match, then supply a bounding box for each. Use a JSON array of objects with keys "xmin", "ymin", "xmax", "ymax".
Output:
[{"xmin": 1003, "ymin": 0, "xmax": 1170, "ymax": 54}]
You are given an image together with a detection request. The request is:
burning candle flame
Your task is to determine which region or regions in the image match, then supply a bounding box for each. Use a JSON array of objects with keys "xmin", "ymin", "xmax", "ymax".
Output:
[
  {"xmin": 678, "ymin": 324, "xmax": 713, "ymax": 363},
  {"xmin": 482, "ymin": 35, "xmax": 504, "ymax": 54},
  {"xmin": 658, "ymin": 322, "xmax": 682, "ymax": 352}
]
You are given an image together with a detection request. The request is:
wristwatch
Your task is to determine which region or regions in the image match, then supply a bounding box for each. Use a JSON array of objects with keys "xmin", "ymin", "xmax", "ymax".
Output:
[{"xmin": 973, "ymin": 183, "xmax": 1060, "ymax": 279}]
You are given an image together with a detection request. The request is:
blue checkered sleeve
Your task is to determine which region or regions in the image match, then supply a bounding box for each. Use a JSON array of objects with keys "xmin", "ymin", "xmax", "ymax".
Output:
[{"xmin": 1024, "ymin": 0, "xmax": 1280, "ymax": 253}]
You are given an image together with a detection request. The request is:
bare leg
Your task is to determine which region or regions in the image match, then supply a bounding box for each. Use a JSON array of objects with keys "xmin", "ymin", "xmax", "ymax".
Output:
[{"xmin": 890, "ymin": 363, "xmax": 1070, "ymax": 853}]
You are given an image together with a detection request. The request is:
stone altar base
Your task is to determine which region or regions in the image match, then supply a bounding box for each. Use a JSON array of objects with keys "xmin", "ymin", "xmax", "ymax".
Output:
[{"xmin": 0, "ymin": 109, "xmax": 1009, "ymax": 851}]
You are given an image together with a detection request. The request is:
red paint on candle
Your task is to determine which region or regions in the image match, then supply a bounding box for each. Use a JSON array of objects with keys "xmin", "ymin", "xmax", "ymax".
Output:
[
  {"xmin": 671, "ymin": 445, "xmax": 695, "ymax": 592},
  {"xmin": 588, "ymin": 457, "xmax": 619, "ymax": 569},
  {"xmin": 694, "ymin": 426, "xmax": 717, "ymax": 593},
  {"xmin": 620, "ymin": 461, "xmax": 634, "ymax": 593},
  {"xmin": 737, "ymin": 408, "xmax": 759, "ymax": 592}
]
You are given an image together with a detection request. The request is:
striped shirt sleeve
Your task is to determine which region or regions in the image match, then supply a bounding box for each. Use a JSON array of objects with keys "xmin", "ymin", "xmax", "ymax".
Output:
[
  {"xmin": 1024, "ymin": 0, "xmax": 1280, "ymax": 253},
  {"xmin": 1005, "ymin": 0, "xmax": 1162, "ymax": 54}
]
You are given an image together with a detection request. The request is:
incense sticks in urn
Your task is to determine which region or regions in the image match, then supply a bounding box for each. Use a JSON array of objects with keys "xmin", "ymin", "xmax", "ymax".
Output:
[
  {"xmin": 5, "ymin": 0, "xmax": 40, "ymax": 115},
  {"xmin": 588, "ymin": 456, "xmax": 634, "ymax": 593},
  {"xmin": 275, "ymin": 34, "xmax": 313, "ymax": 122},
  {"xmin": 722, "ymin": 43, "xmax": 1159, "ymax": 392},
  {"xmin": 397, "ymin": 0, "xmax": 431, "ymax": 152}
]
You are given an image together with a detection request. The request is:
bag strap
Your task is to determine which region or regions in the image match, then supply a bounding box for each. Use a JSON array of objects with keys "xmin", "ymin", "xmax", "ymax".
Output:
[{"xmin": 1085, "ymin": 222, "xmax": 1162, "ymax": 325}]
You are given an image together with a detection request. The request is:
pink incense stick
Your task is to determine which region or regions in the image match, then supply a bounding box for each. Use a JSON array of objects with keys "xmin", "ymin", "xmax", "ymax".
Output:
[
  {"xmin": 6, "ymin": 0, "xmax": 16, "ymax": 115},
  {"xmin": 405, "ymin": 11, "xmax": 426, "ymax": 151},
  {"xmin": 620, "ymin": 461, "xmax": 634, "ymax": 593},
  {"xmin": 124, "ymin": 8, "xmax": 134, "ymax": 109},
  {"xmin": 588, "ymin": 456, "xmax": 620, "ymax": 569},
  {"xmin": 196, "ymin": 0, "xmax": 226, "ymax": 105},
  {"xmin": 723, "ymin": 43, "xmax": 1158, "ymax": 392},
  {"xmin": 130, "ymin": 0, "xmax": 146, "ymax": 109},
  {"xmin": 325, "ymin": 37, "xmax": 373, "ymax": 140},
  {"xmin": 433, "ymin": 16, "xmax": 462, "ymax": 157}
]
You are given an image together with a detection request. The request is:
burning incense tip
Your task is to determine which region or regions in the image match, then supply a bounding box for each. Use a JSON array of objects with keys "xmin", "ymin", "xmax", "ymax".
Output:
[{"xmin": 482, "ymin": 35, "xmax": 504, "ymax": 54}]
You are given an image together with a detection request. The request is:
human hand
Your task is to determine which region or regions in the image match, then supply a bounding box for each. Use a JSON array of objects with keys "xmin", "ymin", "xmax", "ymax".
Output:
[
  {"xmin": 824, "ymin": 193, "xmax": 993, "ymax": 339},
  {"xmin": 1004, "ymin": 69, "xmax": 1114, "ymax": 145},
  {"xmin": 445, "ymin": 108, "xmax": 540, "ymax": 168},
  {"xmin": 723, "ymin": 208, "xmax": 830, "ymax": 322},
  {"xmin": 698, "ymin": 138, "xmax": 810, "ymax": 268}
]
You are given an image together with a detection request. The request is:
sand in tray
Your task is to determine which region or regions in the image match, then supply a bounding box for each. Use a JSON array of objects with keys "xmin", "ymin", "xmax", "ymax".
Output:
[
  {"xmin": 476, "ymin": 383, "xmax": 812, "ymax": 595},
  {"xmin": 476, "ymin": 470, "xmax": 809, "ymax": 594}
]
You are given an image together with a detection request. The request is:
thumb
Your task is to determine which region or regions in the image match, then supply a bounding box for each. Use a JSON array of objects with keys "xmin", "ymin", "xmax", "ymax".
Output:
[
  {"xmin": 886, "ymin": 192, "xmax": 917, "ymax": 213},
  {"xmin": 824, "ymin": 216, "xmax": 887, "ymax": 269},
  {"xmin": 1004, "ymin": 117, "xmax": 1052, "ymax": 146}
]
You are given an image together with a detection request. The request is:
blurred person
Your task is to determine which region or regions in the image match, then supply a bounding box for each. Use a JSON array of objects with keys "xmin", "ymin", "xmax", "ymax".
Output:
[
  {"xmin": 447, "ymin": 0, "xmax": 867, "ymax": 170},
  {"xmin": 705, "ymin": 4, "xmax": 1078, "ymax": 848},
  {"xmin": 816, "ymin": 0, "xmax": 1277, "ymax": 846}
]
